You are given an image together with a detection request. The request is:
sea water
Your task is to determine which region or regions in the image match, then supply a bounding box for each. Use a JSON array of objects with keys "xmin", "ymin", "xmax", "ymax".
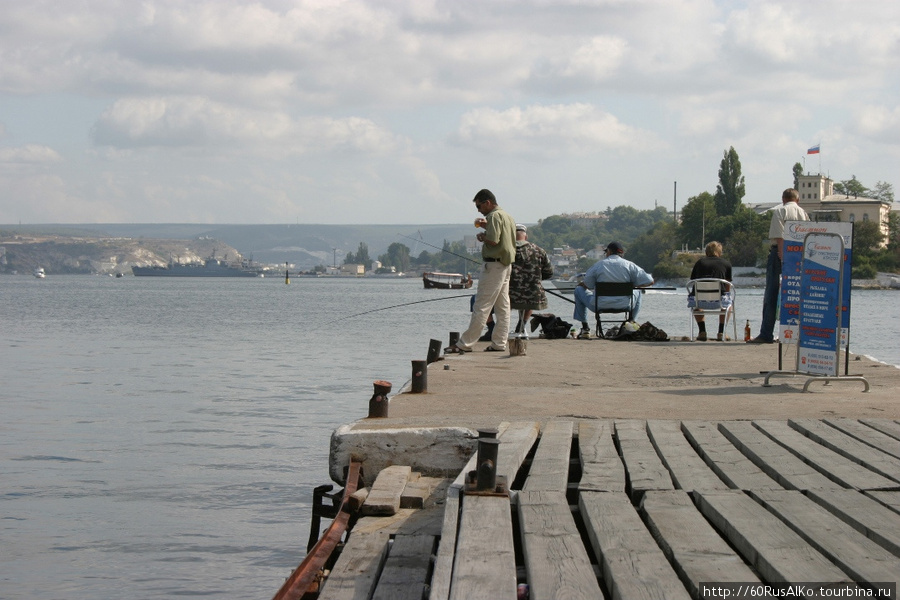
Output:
[{"xmin": 1, "ymin": 275, "xmax": 897, "ymax": 599}]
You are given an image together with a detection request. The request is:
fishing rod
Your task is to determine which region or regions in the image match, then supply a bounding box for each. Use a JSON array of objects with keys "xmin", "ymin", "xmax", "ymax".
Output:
[
  {"xmin": 321, "ymin": 293, "xmax": 473, "ymax": 326},
  {"xmin": 543, "ymin": 285, "xmax": 677, "ymax": 306},
  {"xmin": 397, "ymin": 233, "xmax": 482, "ymax": 266}
]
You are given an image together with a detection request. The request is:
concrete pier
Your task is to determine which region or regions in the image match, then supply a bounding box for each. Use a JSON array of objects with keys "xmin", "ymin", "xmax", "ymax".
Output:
[{"xmin": 320, "ymin": 339, "xmax": 900, "ymax": 600}]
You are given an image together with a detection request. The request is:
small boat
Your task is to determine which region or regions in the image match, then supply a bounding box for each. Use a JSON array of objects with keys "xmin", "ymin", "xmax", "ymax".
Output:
[
  {"xmin": 423, "ymin": 272, "xmax": 473, "ymax": 290},
  {"xmin": 548, "ymin": 273, "xmax": 583, "ymax": 294},
  {"xmin": 33, "ymin": 267, "xmax": 46, "ymax": 279}
]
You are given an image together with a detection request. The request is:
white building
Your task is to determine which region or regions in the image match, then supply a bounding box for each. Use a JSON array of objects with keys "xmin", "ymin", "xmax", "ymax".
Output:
[{"xmin": 796, "ymin": 173, "xmax": 892, "ymax": 243}]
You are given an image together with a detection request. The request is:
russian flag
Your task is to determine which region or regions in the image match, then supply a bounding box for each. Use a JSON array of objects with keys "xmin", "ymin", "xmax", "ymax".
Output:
[{"xmin": 807, "ymin": 145, "xmax": 820, "ymax": 154}]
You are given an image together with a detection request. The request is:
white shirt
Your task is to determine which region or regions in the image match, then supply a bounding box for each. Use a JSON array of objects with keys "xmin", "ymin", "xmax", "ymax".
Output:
[{"xmin": 768, "ymin": 201, "xmax": 809, "ymax": 241}]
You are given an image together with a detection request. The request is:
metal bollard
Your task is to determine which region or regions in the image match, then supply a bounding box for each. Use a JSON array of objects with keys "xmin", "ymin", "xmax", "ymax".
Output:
[
  {"xmin": 427, "ymin": 339, "xmax": 442, "ymax": 364},
  {"xmin": 410, "ymin": 360, "xmax": 427, "ymax": 393},
  {"xmin": 475, "ymin": 437, "xmax": 500, "ymax": 491},
  {"xmin": 367, "ymin": 380, "xmax": 392, "ymax": 418},
  {"xmin": 449, "ymin": 331, "xmax": 460, "ymax": 347},
  {"xmin": 464, "ymin": 428, "xmax": 507, "ymax": 496}
]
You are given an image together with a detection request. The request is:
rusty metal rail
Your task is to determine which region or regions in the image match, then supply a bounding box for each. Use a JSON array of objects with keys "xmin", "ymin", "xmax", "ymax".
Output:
[{"xmin": 272, "ymin": 461, "xmax": 361, "ymax": 600}]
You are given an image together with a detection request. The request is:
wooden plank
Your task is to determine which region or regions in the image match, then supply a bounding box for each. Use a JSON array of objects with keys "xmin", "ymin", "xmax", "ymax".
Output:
[
  {"xmin": 860, "ymin": 418, "xmax": 900, "ymax": 442},
  {"xmin": 401, "ymin": 476, "xmax": 447, "ymax": 509},
  {"xmin": 371, "ymin": 534, "xmax": 436, "ymax": 600},
  {"xmin": 646, "ymin": 420, "xmax": 729, "ymax": 492},
  {"xmin": 827, "ymin": 418, "xmax": 900, "ymax": 460},
  {"xmin": 681, "ymin": 421, "xmax": 779, "ymax": 490},
  {"xmin": 577, "ymin": 420, "xmax": 626, "ymax": 492},
  {"xmin": 579, "ymin": 491, "xmax": 691, "ymax": 600},
  {"xmin": 695, "ymin": 490, "xmax": 850, "ymax": 583},
  {"xmin": 429, "ymin": 449, "xmax": 479, "ymax": 600},
  {"xmin": 789, "ymin": 418, "xmax": 900, "ymax": 483},
  {"xmin": 497, "ymin": 421, "xmax": 541, "ymax": 485},
  {"xmin": 866, "ymin": 491, "xmax": 900, "ymax": 516},
  {"xmin": 449, "ymin": 494, "xmax": 517, "ymax": 600},
  {"xmin": 750, "ymin": 489, "xmax": 900, "ymax": 583},
  {"xmin": 807, "ymin": 489, "xmax": 900, "ymax": 556},
  {"xmin": 428, "ymin": 486, "xmax": 461, "ymax": 600},
  {"xmin": 640, "ymin": 490, "xmax": 760, "ymax": 597},
  {"xmin": 615, "ymin": 419, "xmax": 674, "ymax": 499},
  {"xmin": 754, "ymin": 420, "xmax": 897, "ymax": 490},
  {"xmin": 524, "ymin": 421, "xmax": 573, "ymax": 492},
  {"xmin": 319, "ymin": 531, "xmax": 389, "ymax": 600},
  {"xmin": 362, "ymin": 465, "xmax": 412, "ymax": 516},
  {"xmin": 718, "ymin": 421, "xmax": 838, "ymax": 490},
  {"xmin": 517, "ymin": 490, "xmax": 602, "ymax": 600}
]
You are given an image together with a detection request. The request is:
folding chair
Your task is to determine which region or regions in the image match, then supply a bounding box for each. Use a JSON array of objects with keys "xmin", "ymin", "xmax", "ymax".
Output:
[
  {"xmin": 594, "ymin": 281, "xmax": 635, "ymax": 339},
  {"xmin": 687, "ymin": 278, "xmax": 737, "ymax": 341}
]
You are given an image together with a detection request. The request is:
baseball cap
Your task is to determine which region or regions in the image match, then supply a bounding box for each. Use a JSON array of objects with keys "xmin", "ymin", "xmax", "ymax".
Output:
[
  {"xmin": 605, "ymin": 241, "xmax": 624, "ymax": 254},
  {"xmin": 515, "ymin": 224, "xmax": 527, "ymax": 232}
]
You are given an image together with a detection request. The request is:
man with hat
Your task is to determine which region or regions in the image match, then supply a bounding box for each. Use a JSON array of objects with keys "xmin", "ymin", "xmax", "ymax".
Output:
[
  {"xmin": 573, "ymin": 241, "xmax": 654, "ymax": 339},
  {"xmin": 509, "ymin": 224, "xmax": 553, "ymax": 336}
]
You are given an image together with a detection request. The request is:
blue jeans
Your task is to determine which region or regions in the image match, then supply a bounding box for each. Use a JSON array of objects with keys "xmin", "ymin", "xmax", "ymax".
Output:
[
  {"xmin": 573, "ymin": 285, "xmax": 642, "ymax": 324},
  {"xmin": 758, "ymin": 246, "xmax": 781, "ymax": 341}
]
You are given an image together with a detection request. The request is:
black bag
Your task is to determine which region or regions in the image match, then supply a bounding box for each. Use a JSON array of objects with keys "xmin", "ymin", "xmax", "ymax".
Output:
[
  {"xmin": 611, "ymin": 321, "xmax": 669, "ymax": 341},
  {"xmin": 531, "ymin": 314, "xmax": 573, "ymax": 339}
]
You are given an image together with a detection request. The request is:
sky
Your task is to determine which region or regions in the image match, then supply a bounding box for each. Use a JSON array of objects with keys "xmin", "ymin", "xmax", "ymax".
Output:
[{"xmin": 0, "ymin": 0, "xmax": 898, "ymax": 226}]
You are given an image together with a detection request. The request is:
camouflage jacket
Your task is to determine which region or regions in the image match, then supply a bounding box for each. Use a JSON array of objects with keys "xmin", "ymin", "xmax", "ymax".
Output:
[{"xmin": 509, "ymin": 241, "xmax": 553, "ymax": 310}]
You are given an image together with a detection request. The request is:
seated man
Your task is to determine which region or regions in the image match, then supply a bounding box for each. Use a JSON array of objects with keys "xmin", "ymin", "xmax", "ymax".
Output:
[
  {"xmin": 573, "ymin": 241, "xmax": 654, "ymax": 338},
  {"xmin": 688, "ymin": 241, "xmax": 733, "ymax": 341}
]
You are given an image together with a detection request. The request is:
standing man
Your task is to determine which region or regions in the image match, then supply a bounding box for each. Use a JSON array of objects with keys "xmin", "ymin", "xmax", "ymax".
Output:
[
  {"xmin": 573, "ymin": 242, "xmax": 654, "ymax": 338},
  {"xmin": 509, "ymin": 224, "xmax": 553, "ymax": 336},
  {"xmin": 447, "ymin": 189, "xmax": 517, "ymax": 353},
  {"xmin": 689, "ymin": 241, "xmax": 733, "ymax": 341},
  {"xmin": 748, "ymin": 188, "xmax": 809, "ymax": 344}
]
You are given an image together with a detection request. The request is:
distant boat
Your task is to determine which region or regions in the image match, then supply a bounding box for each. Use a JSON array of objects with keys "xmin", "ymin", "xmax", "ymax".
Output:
[
  {"xmin": 33, "ymin": 267, "xmax": 46, "ymax": 279},
  {"xmin": 422, "ymin": 272, "xmax": 473, "ymax": 290},
  {"xmin": 132, "ymin": 257, "xmax": 265, "ymax": 278},
  {"xmin": 548, "ymin": 273, "xmax": 583, "ymax": 294}
]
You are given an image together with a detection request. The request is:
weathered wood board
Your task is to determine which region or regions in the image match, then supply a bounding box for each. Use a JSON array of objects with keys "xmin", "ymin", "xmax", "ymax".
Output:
[{"xmin": 517, "ymin": 490, "xmax": 602, "ymax": 600}]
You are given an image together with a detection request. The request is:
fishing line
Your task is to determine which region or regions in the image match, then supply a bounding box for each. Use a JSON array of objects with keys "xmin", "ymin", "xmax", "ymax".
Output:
[
  {"xmin": 321, "ymin": 293, "xmax": 474, "ymax": 326},
  {"xmin": 397, "ymin": 233, "xmax": 482, "ymax": 266}
]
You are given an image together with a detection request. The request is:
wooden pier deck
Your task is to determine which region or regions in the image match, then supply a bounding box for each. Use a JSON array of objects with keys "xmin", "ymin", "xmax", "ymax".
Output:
[{"xmin": 318, "ymin": 418, "xmax": 900, "ymax": 600}]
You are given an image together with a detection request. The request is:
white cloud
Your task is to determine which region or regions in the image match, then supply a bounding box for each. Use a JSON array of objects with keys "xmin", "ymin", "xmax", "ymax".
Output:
[
  {"xmin": 455, "ymin": 103, "xmax": 659, "ymax": 157},
  {"xmin": 0, "ymin": 0, "xmax": 897, "ymax": 224},
  {"xmin": 854, "ymin": 105, "xmax": 900, "ymax": 144},
  {"xmin": 92, "ymin": 96, "xmax": 406, "ymax": 155},
  {"xmin": 0, "ymin": 144, "xmax": 63, "ymax": 164}
]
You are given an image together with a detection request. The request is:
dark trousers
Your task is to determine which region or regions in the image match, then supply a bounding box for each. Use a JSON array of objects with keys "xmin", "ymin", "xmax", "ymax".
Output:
[{"xmin": 759, "ymin": 245, "xmax": 781, "ymax": 341}]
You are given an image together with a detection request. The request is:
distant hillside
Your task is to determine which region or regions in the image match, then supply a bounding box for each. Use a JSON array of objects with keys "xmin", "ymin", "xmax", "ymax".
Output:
[
  {"xmin": 0, "ymin": 223, "xmax": 479, "ymax": 271},
  {"xmin": 0, "ymin": 233, "xmax": 245, "ymax": 275}
]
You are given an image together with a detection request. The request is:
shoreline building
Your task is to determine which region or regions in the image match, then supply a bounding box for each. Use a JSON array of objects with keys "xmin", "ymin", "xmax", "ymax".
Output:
[{"xmin": 796, "ymin": 173, "xmax": 892, "ymax": 244}]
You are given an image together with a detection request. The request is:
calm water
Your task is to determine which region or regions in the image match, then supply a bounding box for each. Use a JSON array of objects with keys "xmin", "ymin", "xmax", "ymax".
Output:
[{"xmin": 1, "ymin": 275, "xmax": 897, "ymax": 599}]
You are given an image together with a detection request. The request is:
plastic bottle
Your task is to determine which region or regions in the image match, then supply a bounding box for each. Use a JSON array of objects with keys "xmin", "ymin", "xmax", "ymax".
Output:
[{"xmin": 744, "ymin": 319, "xmax": 751, "ymax": 342}]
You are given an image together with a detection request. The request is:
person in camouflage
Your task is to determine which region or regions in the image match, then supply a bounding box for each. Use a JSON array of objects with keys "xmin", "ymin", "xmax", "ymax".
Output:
[{"xmin": 509, "ymin": 224, "xmax": 553, "ymax": 335}]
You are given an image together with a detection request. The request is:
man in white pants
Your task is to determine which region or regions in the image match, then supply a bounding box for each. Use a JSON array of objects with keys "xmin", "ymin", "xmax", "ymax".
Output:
[{"xmin": 447, "ymin": 189, "xmax": 517, "ymax": 353}]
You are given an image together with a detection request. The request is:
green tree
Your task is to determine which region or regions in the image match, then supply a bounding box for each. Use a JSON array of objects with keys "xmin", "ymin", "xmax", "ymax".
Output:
[
  {"xmin": 714, "ymin": 147, "xmax": 746, "ymax": 216},
  {"xmin": 344, "ymin": 242, "xmax": 371, "ymax": 270},
  {"xmin": 792, "ymin": 162, "xmax": 804, "ymax": 190},
  {"xmin": 679, "ymin": 192, "xmax": 716, "ymax": 248},
  {"xmin": 630, "ymin": 220, "xmax": 679, "ymax": 274},
  {"xmin": 834, "ymin": 175, "xmax": 869, "ymax": 197},
  {"xmin": 852, "ymin": 220, "xmax": 886, "ymax": 261},
  {"xmin": 872, "ymin": 181, "xmax": 895, "ymax": 203},
  {"xmin": 379, "ymin": 242, "xmax": 411, "ymax": 272}
]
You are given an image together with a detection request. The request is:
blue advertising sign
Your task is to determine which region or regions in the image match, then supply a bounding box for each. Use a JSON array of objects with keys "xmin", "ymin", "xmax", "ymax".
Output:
[
  {"xmin": 797, "ymin": 233, "xmax": 844, "ymax": 376},
  {"xmin": 780, "ymin": 221, "xmax": 853, "ymax": 345}
]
